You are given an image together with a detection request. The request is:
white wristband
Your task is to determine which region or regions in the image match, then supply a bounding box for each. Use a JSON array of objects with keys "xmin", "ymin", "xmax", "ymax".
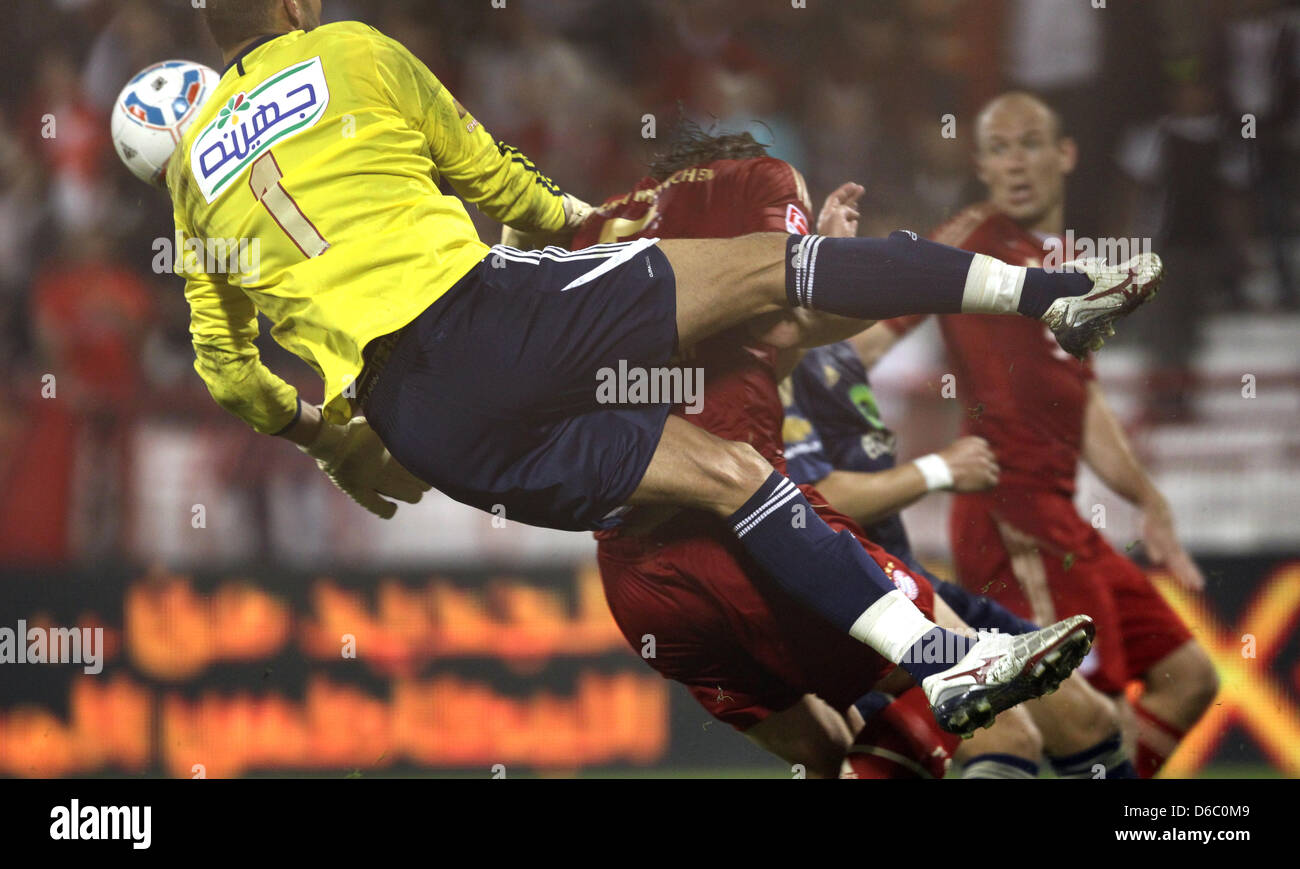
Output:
[{"xmin": 913, "ymin": 454, "xmax": 954, "ymax": 491}]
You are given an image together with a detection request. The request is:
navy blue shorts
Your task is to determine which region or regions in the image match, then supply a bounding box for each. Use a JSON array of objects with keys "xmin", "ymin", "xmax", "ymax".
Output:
[
  {"xmin": 364, "ymin": 239, "xmax": 678, "ymax": 532},
  {"xmin": 907, "ymin": 558, "xmax": 1039, "ymax": 636}
]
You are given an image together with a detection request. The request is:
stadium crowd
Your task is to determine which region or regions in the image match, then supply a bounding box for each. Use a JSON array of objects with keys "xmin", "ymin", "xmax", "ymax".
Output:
[{"xmin": 0, "ymin": 0, "xmax": 1296, "ymax": 564}]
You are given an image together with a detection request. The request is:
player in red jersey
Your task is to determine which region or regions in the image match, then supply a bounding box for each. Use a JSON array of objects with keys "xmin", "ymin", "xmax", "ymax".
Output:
[
  {"xmin": 569, "ymin": 126, "xmax": 1091, "ymax": 778},
  {"xmin": 867, "ymin": 93, "xmax": 1218, "ymax": 776}
]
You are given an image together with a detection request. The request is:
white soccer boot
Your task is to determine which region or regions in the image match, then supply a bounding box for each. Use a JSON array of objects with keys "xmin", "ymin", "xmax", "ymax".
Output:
[
  {"xmin": 1044, "ymin": 254, "xmax": 1164, "ymax": 358},
  {"xmin": 922, "ymin": 614, "xmax": 1096, "ymax": 737}
]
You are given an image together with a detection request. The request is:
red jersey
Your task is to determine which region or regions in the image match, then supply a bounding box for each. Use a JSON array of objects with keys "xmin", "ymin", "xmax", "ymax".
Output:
[
  {"xmin": 574, "ymin": 156, "xmax": 812, "ymax": 476},
  {"xmin": 889, "ymin": 203, "xmax": 1094, "ymax": 496},
  {"xmin": 573, "ymin": 156, "xmax": 812, "ymax": 247}
]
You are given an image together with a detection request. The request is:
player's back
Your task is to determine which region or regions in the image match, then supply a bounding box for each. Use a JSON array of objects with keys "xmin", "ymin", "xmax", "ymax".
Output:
[
  {"xmin": 169, "ymin": 22, "xmax": 564, "ymax": 423},
  {"xmin": 574, "ymin": 156, "xmax": 811, "ymax": 247}
]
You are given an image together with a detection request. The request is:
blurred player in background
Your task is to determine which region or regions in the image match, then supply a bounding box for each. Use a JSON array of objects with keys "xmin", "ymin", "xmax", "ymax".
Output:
[
  {"xmin": 863, "ymin": 92, "xmax": 1218, "ymax": 775},
  {"xmin": 169, "ymin": 1, "xmax": 1169, "ymax": 734}
]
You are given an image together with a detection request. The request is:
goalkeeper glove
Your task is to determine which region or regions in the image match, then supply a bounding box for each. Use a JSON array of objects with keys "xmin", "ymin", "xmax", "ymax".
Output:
[
  {"xmin": 501, "ymin": 193, "xmax": 594, "ymax": 250},
  {"xmin": 299, "ymin": 414, "xmax": 430, "ymax": 519},
  {"xmin": 562, "ymin": 192, "xmax": 595, "ymax": 230}
]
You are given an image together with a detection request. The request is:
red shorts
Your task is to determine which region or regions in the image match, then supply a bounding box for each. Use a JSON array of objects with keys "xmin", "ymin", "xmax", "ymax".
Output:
[
  {"xmin": 950, "ymin": 488, "xmax": 1192, "ymax": 695},
  {"xmin": 596, "ymin": 485, "xmax": 935, "ymax": 731}
]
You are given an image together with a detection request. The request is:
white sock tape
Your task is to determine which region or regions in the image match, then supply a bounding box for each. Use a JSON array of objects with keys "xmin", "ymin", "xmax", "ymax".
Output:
[
  {"xmin": 848, "ymin": 589, "xmax": 936, "ymax": 663},
  {"xmin": 961, "ymin": 253, "xmax": 1027, "ymax": 314},
  {"xmin": 913, "ymin": 454, "xmax": 954, "ymax": 491}
]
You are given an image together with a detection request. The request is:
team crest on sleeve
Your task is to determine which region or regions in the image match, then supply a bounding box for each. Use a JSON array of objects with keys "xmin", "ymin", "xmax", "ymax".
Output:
[
  {"xmin": 190, "ymin": 57, "xmax": 331, "ymax": 203},
  {"xmin": 885, "ymin": 562, "xmax": 920, "ymax": 600},
  {"xmin": 785, "ymin": 203, "xmax": 810, "ymax": 235}
]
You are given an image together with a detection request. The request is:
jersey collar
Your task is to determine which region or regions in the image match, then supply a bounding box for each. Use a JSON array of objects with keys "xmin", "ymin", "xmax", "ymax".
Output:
[{"xmin": 224, "ymin": 32, "xmax": 291, "ymax": 77}]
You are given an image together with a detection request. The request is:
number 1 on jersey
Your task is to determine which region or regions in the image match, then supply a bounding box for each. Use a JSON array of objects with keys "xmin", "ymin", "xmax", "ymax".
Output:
[{"xmin": 249, "ymin": 152, "xmax": 330, "ymax": 258}]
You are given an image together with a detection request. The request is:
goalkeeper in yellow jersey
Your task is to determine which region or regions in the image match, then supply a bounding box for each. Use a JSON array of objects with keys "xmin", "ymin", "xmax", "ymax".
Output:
[{"xmin": 175, "ymin": 0, "xmax": 1169, "ymax": 735}]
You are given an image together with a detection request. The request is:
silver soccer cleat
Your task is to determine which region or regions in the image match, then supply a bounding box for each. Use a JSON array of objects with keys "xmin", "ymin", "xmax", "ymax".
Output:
[
  {"xmin": 1044, "ymin": 254, "xmax": 1164, "ymax": 358},
  {"xmin": 921, "ymin": 614, "xmax": 1096, "ymax": 737}
]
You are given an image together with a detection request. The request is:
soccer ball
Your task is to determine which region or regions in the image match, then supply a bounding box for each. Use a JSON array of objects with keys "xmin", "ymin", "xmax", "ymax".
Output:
[{"xmin": 111, "ymin": 59, "xmax": 219, "ymax": 188}]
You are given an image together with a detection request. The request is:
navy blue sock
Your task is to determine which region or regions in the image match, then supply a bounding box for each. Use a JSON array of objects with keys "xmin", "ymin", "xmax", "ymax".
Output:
[
  {"xmin": 785, "ymin": 232, "xmax": 1091, "ymax": 320},
  {"xmin": 1020, "ymin": 266, "xmax": 1092, "ymax": 319},
  {"xmin": 728, "ymin": 472, "xmax": 973, "ymax": 682},
  {"xmin": 1049, "ymin": 733, "xmax": 1138, "ymax": 779},
  {"xmin": 853, "ymin": 691, "xmax": 892, "ymax": 724},
  {"xmin": 962, "ymin": 753, "xmax": 1041, "ymax": 779}
]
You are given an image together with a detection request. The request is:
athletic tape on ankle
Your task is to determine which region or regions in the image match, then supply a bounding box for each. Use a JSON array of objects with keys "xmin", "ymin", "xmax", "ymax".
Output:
[
  {"xmin": 961, "ymin": 253, "xmax": 1026, "ymax": 314},
  {"xmin": 913, "ymin": 454, "xmax": 954, "ymax": 491},
  {"xmin": 848, "ymin": 589, "xmax": 936, "ymax": 663}
]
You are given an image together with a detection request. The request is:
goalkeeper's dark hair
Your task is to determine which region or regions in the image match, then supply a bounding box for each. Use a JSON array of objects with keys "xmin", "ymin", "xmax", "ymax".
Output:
[
  {"xmin": 202, "ymin": 0, "xmax": 280, "ymax": 49},
  {"xmin": 647, "ymin": 115, "xmax": 772, "ymax": 182}
]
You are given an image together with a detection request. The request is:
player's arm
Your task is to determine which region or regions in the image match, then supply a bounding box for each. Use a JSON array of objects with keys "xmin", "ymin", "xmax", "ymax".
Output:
[
  {"xmin": 848, "ymin": 322, "xmax": 905, "ymax": 371},
  {"xmin": 181, "ymin": 223, "xmax": 427, "ymax": 519},
  {"xmin": 369, "ymin": 32, "xmax": 589, "ymax": 240},
  {"xmin": 183, "ymin": 239, "xmax": 301, "ymax": 437},
  {"xmin": 770, "ymin": 311, "xmax": 909, "ymax": 372},
  {"xmin": 1080, "ymin": 380, "xmax": 1204, "ymax": 590},
  {"xmin": 811, "ymin": 437, "xmax": 998, "ymax": 527},
  {"xmin": 766, "ymin": 317, "xmax": 905, "ymax": 379},
  {"xmin": 812, "ymin": 466, "xmax": 930, "ymax": 526}
]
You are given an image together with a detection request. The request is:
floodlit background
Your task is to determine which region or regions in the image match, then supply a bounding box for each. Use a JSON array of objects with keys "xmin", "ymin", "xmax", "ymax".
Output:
[{"xmin": 0, "ymin": 0, "xmax": 1296, "ymax": 777}]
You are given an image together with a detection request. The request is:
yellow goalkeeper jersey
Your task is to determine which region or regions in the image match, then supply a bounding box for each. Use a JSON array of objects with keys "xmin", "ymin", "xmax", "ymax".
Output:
[{"xmin": 167, "ymin": 22, "xmax": 568, "ymax": 433}]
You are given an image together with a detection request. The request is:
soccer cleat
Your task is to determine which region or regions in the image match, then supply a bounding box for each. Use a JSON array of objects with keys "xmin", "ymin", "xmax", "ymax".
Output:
[
  {"xmin": 921, "ymin": 614, "xmax": 1096, "ymax": 737},
  {"xmin": 1043, "ymin": 254, "xmax": 1164, "ymax": 358}
]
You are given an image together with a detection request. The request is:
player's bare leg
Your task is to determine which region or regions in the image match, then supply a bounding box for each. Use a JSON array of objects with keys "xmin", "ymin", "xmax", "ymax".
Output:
[
  {"xmin": 658, "ymin": 235, "xmax": 796, "ymax": 349},
  {"xmin": 1129, "ymin": 639, "xmax": 1218, "ymax": 776},
  {"xmin": 744, "ymin": 695, "xmax": 857, "ymax": 779},
  {"xmin": 656, "ymin": 232, "xmax": 1163, "ymax": 357},
  {"xmin": 954, "ymin": 706, "xmax": 1043, "ymax": 778},
  {"xmin": 1136, "ymin": 640, "xmax": 1219, "ymax": 732},
  {"xmin": 1024, "ymin": 672, "xmax": 1121, "ymax": 757},
  {"xmin": 1023, "ymin": 671, "xmax": 1135, "ymax": 777},
  {"xmin": 1029, "ymin": 671, "xmax": 1123, "ymax": 754},
  {"xmin": 740, "ymin": 692, "xmax": 1041, "ymax": 781},
  {"xmin": 631, "ymin": 415, "xmax": 1096, "ymax": 736}
]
